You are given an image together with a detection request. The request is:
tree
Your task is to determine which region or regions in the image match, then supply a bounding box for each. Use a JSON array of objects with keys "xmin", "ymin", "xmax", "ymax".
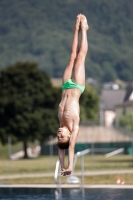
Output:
[
  {"xmin": 0, "ymin": 62, "xmax": 59, "ymax": 158},
  {"xmin": 80, "ymin": 84, "xmax": 99, "ymax": 122},
  {"xmin": 119, "ymin": 113, "xmax": 133, "ymax": 131},
  {"xmin": 0, "ymin": 0, "xmax": 133, "ymax": 82},
  {"xmin": 102, "ymin": 62, "xmax": 117, "ymax": 82}
]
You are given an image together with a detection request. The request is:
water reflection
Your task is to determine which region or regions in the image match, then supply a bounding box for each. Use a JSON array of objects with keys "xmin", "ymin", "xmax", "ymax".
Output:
[{"xmin": 0, "ymin": 188, "xmax": 133, "ymax": 200}]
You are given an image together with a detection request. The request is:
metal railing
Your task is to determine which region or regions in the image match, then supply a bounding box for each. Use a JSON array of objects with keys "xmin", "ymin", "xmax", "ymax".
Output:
[
  {"xmin": 54, "ymin": 160, "xmax": 62, "ymax": 199},
  {"xmin": 54, "ymin": 147, "xmax": 125, "ymax": 198},
  {"xmin": 105, "ymin": 148, "xmax": 124, "ymax": 158},
  {"xmin": 72, "ymin": 149, "xmax": 90, "ymax": 173},
  {"xmin": 54, "ymin": 148, "xmax": 90, "ymax": 184},
  {"xmin": 54, "ymin": 148, "xmax": 90, "ymax": 199}
]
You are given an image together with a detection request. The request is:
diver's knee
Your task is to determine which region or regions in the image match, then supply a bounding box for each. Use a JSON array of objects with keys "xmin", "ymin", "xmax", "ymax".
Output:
[
  {"xmin": 77, "ymin": 52, "xmax": 85, "ymax": 60},
  {"xmin": 70, "ymin": 53, "xmax": 76, "ymax": 62}
]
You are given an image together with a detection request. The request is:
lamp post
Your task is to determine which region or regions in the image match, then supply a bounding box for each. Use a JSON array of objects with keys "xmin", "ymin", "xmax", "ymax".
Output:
[
  {"xmin": 49, "ymin": 135, "xmax": 53, "ymax": 169},
  {"xmin": 8, "ymin": 137, "xmax": 12, "ymax": 171},
  {"xmin": 99, "ymin": 101, "xmax": 105, "ymax": 126}
]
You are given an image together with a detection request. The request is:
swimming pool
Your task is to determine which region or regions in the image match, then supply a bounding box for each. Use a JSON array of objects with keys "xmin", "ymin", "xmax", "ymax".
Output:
[{"xmin": 0, "ymin": 187, "xmax": 133, "ymax": 200}]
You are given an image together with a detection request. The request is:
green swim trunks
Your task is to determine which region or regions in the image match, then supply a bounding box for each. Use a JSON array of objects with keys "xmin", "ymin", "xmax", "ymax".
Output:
[{"xmin": 62, "ymin": 79, "xmax": 85, "ymax": 93}]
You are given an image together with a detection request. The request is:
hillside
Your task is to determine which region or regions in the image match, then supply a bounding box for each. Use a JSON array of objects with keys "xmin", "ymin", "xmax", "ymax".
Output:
[{"xmin": 0, "ymin": 0, "xmax": 133, "ymax": 83}]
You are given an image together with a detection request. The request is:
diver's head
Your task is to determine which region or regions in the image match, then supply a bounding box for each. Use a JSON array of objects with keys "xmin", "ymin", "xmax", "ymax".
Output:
[{"xmin": 57, "ymin": 127, "xmax": 70, "ymax": 149}]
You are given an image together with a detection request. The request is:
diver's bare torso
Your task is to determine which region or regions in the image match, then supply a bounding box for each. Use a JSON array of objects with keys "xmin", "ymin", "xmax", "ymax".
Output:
[{"xmin": 58, "ymin": 88, "xmax": 81, "ymax": 131}]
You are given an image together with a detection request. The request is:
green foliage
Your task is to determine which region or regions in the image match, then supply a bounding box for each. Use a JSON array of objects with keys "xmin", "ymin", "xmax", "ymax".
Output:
[
  {"xmin": 0, "ymin": 60, "xmax": 99, "ymax": 157},
  {"xmin": 80, "ymin": 84, "xmax": 99, "ymax": 121},
  {"xmin": 0, "ymin": 0, "xmax": 133, "ymax": 82},
  {"xmin": 102, "ymin": 62, "xmax": 117, "ymax": 82},
  {"xmin": 0, "ymin": 62, "xmax": 59, "ymax": 157},
  {"xmin": 119, "ymin": 113, "xmax": 133, "ymax": 131}
]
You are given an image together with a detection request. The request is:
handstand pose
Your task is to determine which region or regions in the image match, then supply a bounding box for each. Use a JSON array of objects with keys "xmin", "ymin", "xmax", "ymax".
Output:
[{"xmin": 57, "ymin": 14, "xmax": 89, "ymax": 176}]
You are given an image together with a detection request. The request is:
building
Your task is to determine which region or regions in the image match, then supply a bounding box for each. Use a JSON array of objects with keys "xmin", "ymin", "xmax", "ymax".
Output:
[
  {"xmin": 115, "ymin": 87, "xmax": 133, "ymax": 127},
  {"xmin": 100, "ymin": 89, "xmax": 126, "ymax": 127}
]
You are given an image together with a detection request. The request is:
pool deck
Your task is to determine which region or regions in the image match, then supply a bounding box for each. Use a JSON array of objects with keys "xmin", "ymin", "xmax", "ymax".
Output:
[{"xmin": 0, "ymin": 184, "xmax": 133, "ymax": 189}]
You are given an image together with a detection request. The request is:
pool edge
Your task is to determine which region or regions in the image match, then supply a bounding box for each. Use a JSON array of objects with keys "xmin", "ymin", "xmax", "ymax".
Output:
[{"xmin": 0, "ymin": 184, "xmax": 133, "ymax": 189}]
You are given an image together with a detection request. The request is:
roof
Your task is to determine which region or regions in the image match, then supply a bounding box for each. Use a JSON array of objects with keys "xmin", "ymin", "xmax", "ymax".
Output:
[
  {"xmin": 124, "ymin": 87, "xmax": 133, "ymax": 101},
  {"xmin": 100, "ymin": 89, "xmax": 126, "ymax": 110},
  {"xmin": 116, "ymin": 100, "xmax": 133, "ymax": 108},
  {"xmin": 77, "ymin": 125, "xmax": 131, "ymax": 143}
]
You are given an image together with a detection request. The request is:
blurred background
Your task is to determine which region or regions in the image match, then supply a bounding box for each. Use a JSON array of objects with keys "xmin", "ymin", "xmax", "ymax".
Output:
[{"xmin": 0, "ymin": 0, "xmax": 133, "ymax": 185}]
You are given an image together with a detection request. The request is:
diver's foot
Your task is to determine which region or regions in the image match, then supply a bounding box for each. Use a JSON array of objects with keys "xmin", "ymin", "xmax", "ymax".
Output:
[
  {"xmin": 81, "ymin": 14, "xmax": 89, "ymax": 31},
  {"xmin": 75, "ymin": 14, "xmax": 81, "ymax": 31}
]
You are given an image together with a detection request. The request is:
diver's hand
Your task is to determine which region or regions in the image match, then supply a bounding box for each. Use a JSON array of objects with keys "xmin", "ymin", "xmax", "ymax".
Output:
[{"xmin": 61, "ymin": 168, "xmax": 72, "ymax": 176}]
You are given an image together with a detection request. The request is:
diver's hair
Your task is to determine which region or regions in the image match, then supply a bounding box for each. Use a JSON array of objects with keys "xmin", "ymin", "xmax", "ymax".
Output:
[{"xmin": 56, "ymin": 137, "xmax": 70, "ymax": 149}]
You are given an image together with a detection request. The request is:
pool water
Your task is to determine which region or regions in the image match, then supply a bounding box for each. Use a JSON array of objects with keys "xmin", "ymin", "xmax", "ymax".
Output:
[{"xmin": 0, "ymin": 188, "xmax": 133, "ymax": 200}]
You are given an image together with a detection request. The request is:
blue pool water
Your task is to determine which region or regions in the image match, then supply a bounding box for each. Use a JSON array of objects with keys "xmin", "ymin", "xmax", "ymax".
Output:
[{"xmin": 0, "ymin": 188, "xmax": 133, "ymax": 200}]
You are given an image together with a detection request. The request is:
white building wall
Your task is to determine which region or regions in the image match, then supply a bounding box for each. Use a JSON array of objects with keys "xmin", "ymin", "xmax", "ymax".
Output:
[{"xmin": 104, "ymin": 110, "xmax": 116, "ymax": 127}]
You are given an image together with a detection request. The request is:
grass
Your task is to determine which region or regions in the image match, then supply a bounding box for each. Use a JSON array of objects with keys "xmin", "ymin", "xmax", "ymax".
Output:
[
  {"xmin": 0, "ymin": 142, "xmax": 133, "ymax": 185},
  {"xmin": 0, "ymin": 154, "xmax": 133, "ymax": 185},
  {"xmin": 0, "ymin": 155, "xmax": 133, "ymax": 175},
  {"xmin": 0, "ymin": 141, "xmax": 39, "ymax": 159},
  {"xmin": 0, "ymin": 156, "xmax": 58, "ymax": 174},
  {"xmin": 1, "ymin": 174, "xmax": 133, "ymax": 185},
  {"xmin": 75, "ymin": 155, "xmax": 133, "ymax": 171},
  {"xmin": 0, "ymin": 142, "xmax": 23, "ymax": 159},
  {"xmin": 83, "ymin": 174, "xmax": 133, "ymax": 185}
]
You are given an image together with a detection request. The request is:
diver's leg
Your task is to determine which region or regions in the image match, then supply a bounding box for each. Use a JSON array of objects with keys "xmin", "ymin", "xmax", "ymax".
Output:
[
  {"xmin": 62, "ymin": 14, "xmax": 81, "ymax": 84},
  {"xmin": 72, "ymin": 14, "xmax": 89, "ymax": 86}
]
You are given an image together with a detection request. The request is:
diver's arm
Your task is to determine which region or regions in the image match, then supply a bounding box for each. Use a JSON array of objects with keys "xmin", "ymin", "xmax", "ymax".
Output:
[
  {"xmin": 68, "ymin": 125, "xmax": 79, "ymax": 171},
  {"xmin": 58, "ymin": 148, "xmax": 65, "ymax": 171},
  {"xmin": 61, "ymin": 124, "xmax": 79, "ymax": 176}
]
